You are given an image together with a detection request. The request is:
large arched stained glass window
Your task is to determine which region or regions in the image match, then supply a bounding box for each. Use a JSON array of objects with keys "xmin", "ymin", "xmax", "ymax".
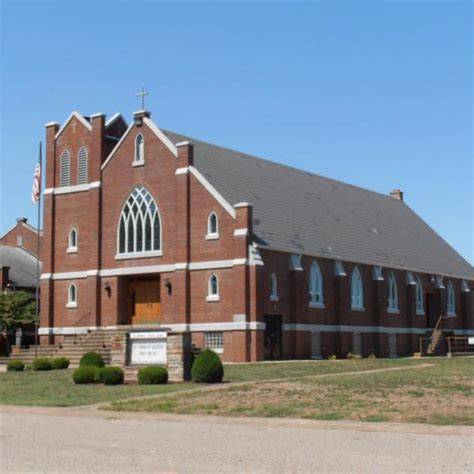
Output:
[{"xmin": 118, "ymin": 186, "xmax": 161, "ymax": 255}]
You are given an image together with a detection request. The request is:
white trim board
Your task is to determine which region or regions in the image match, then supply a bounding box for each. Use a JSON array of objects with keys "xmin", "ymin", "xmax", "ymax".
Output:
[
  {"xmin": 39, "ymin": 321, "xmax": 265, "ymax": 335},
  {"xmin": 55, "ymin": 111, "xmax": 92, "ymax": 139},
  {"xmin": 44, "ymin": 181, "xmax": 101, "ymax": 196},
  {"xmin": 283, "ymin": 323, "xmax": 431, "ymax": 335},
  {"xmin": 143, "ymin": 117, "xmax": 177, "ymax": 157}
]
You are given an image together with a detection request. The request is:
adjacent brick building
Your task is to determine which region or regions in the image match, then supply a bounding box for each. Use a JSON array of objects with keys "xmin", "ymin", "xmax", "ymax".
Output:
[{"xmin": 38, "ymin": 110, "xmax": 474, "ymax": 361}]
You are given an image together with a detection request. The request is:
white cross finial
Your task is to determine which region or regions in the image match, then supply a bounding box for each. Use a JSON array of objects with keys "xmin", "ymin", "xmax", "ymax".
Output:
[{"xmin": 136, "ymin": 87, "xmax": 149, "ymax": 110}]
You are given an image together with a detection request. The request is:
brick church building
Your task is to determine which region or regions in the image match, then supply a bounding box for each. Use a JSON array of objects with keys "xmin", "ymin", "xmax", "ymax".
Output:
[{"xmin": 39, "ymin": 110, "xmax": 474, "ymax": 362}]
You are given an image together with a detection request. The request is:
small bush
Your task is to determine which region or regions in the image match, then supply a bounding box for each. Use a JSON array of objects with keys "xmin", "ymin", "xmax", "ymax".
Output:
[
  {"xmin": 191, "ymin": 349, "xmax": 224, "ymax": 383},
  {"xmin": 32, "ymin": 358, "xmax": 53, "ymax": 371},
  {"xmin": 79, "ymin": 352, "xmax": 105, "ymax": 368},
  {"xmin": 347, "ymin": 352, "xmax": 362, "ymax": 360},
  {"xmin": 7, "ymin": 360, "xmax": 25, "ymax": 371},
  {"xmin": 327, "ymin": 354, "xmax": 337, "ymax": 361},
  {"xmin": 138, "ymin": 366, "xmax": 168, "ymax": 385},
  {"xmin": 367, "ymin": 352, "xmax": 377, "ymax": 359},
  {"xmin": 97, "ymin": 366, "xmax": 124, "ymax": 385},
  {"xmin": 51, "ymin": 357, "xmax": 70, "ymax": 369},
  {"xmin": 73, "ymin": 366, "xmax": 99, "ymax": 384}
]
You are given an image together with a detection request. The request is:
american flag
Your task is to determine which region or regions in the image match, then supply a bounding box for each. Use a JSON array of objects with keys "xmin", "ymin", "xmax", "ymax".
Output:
[{"xmin": 31, "ymin": 149, "xmax": 42, "ymax": 203}]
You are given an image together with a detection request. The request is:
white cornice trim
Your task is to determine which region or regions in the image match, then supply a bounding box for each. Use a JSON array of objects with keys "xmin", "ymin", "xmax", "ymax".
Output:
[
  {"xmin": 100, "ymin": 264, "xmax": 176, "ymax": 277},
  {"xmin": 234, "ymin": 228, "xmax": 249, "ymax": 237},
  {"xmin": 101, "ymin": 123, "xmax": 134, "ymax": 170},
  {"xmin": 55, "ymin": 111, "xmax": 92, "ymax": 139},
  {"xmin": 143, "ymin": 117, "xmax": 177, "ymax": 157},
  {"xmin": 189, "ymin": 166, "xmax": 236, "ymax": 219},
  {"xmin": 43, "ymin": 182, "xmax": 101, "ymax": 195},
  {"xmin": 175, "ymin": 167, "xmax": 189, "ymax": 175},
  {"xmin": 283, "ymin": 323, "xmax": 431, "ymax": 335},
  {"xmin": 105, "ymin": 113, "xmax": 127, "ymax": 128}
]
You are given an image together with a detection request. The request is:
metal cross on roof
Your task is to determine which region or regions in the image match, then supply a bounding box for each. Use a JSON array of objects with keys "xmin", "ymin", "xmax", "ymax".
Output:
[{"xmin": 136, "ymin": 87, "xmax": 149, "ymax": 110}]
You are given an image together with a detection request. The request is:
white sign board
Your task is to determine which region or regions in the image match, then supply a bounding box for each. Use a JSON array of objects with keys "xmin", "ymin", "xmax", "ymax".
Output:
[
  {"xmin": 129, "ymin": 331, "xmax": 167, "ymax": 364},
  {"xmin": 468, "ymin": 337, "xmax": 474, "ymax": 345}
]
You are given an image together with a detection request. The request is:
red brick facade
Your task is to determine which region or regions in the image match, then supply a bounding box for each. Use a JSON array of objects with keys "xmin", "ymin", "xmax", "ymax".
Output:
[
  {"xmin": 0, "ymin": 218, "xmax": 42, "ymax": 257},
  {"xmin": 39, "ymin": 111, "xmax": 474, "ymax": 361}
]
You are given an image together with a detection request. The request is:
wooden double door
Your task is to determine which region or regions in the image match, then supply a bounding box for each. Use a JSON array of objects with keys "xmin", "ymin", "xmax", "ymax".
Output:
[{"xmin": 128, "ymin": 277, "xmax": 161, "ymax": 325}]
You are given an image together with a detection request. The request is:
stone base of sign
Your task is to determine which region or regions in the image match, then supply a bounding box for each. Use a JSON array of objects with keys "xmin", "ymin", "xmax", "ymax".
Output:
[{"xmin": 108, "ymin": 328, "xmax": 192, "ymax": 382}]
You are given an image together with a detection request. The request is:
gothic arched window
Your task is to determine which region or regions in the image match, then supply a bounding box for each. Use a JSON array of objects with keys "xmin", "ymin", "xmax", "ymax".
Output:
[
  {"xmin": 77, "ymin": 146, "xmax": 88, "ymax": 184},
  {"xmin": 207, "ymin": 212, "xmax": 219, "ymax": 237},
  {"xmin": 387, "ymin": 272, "xmax": 398, "ymax": 312},
  {"xmin": 67, "ymin": 283, "xmax": 77, "ymax": 308},
  {"xmin": 135, "ymin": 133, "xmax": 145, "ymax": 163},
  {"xmin": 207, "ymin": 274, "xmax": 220, "ymax": 301},
  {"xmin": 447, "ymin": 280, "xmax": 456, "ymax": 316},
  {"xmin": 270, "ymin": 273, "xmax": 278, "ymax": 301},
  {"xmin": 60, "ymin": 149, "xmax": 70, "ymax": 186},
  {"xmin": 118, "ymin": 186, "xmax": 161, "ymax": 255},
  {"xmin": 309, "ymin": 260, "xmax": 324, "ymax": 307},
  {"xmin": 351, "ymin": 267, "xmax": 364, "ymax": 310},
  {"xmin": 415, "ymin": 274, "xmax": 424, "ymax": 314}
]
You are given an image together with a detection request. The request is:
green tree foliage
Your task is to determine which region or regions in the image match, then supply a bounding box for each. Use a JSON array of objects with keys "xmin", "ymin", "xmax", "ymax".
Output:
[{"xmin": 0, "ymin": 291, "xmax": 36, "ymax": 330}]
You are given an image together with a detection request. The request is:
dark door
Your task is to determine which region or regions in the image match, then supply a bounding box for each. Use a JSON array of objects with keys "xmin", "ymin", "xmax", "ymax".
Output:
[
  {"xmin": 426, "ymin": 293, "xmax": 436, "ymax": 328},
  {"xmin": 264, "ymin": 315, "xmax": 282, "ymax": 360}
]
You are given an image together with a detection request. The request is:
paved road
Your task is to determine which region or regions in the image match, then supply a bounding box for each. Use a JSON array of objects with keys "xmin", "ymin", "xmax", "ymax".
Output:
[{"xmin": 1, "ymin": 406, "xmax": 473, "ymax": 473}]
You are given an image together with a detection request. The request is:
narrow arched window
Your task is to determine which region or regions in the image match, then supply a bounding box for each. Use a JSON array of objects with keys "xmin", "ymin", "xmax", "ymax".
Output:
[
  {"xmin": 60, "ymin": 149, "xmax": 70, "ymax": 186},
  {"xmin": 68, "ymin": 228, "xmax": 78, "ymax": 252},
  {"xmin": 387, "ymin": 272, "xmax": 398, "ymax": 312},
  {"xmin": 415, "ymin": 274, "xmax": 424, "ymax": 314},
  {"xmin": 447, "ymin": 280, "xmax": 456, "ymax": 316},
  {"xmin": 207, "ymin": 212, "xmax": 219, "ymax": 238},
  {"xmin": 117, "ymin": 186, "xmax": 161, "ymax": 256},
  {"xmin": 67, "ymin": 283, "xmax": 77, "ymax": 308},
  {"xmin": 135, "ymin": 133, "xmax": 144, "ymax": 163},
  {"xmin": 351, "ymin": 267, "xmax": 364, "ymax": 310},
  {"xmin": 309, "ymin": 260, "xmax": 324, "ymax": 307},
  {"xmin": 207, "ymin": 274, "xmax": 219, "ymax": 301},
  {"xmin": 77, "ymin": 146, "xmax": 88, "ymax": 184},
  {"xmin": 270, "ymin": 273, "xmax": 278, "ymax": 301}
]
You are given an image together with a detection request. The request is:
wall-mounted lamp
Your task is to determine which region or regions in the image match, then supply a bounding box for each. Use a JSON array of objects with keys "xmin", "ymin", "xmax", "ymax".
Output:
[
  {"xmin": 164, "ymin": 278, "xmax": 172, "ymax": 295},
  {"xmin": 103, "ymin": 280, "xmax": 111, "ymax": 297}
]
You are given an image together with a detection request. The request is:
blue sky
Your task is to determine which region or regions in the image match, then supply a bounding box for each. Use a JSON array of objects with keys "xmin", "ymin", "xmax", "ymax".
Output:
[{"xmin": 1, "ymin": 1, "xmax": 472, "ymax": 263}]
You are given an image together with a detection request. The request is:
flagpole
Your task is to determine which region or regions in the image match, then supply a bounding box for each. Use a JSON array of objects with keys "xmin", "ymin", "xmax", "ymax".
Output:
[{"xmin": 34, "ymin": 142, "xmax": 42, "ymax": 359}]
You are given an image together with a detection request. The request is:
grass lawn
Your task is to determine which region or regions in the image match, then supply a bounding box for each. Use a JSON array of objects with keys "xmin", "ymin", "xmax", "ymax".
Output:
[
  {"xmin": 110, "ymin": 357, "xmax": 474, "ymax": 426},
  {"xmin": 0, "ymin": 369, "xmax": 193, "ymax": 406}
]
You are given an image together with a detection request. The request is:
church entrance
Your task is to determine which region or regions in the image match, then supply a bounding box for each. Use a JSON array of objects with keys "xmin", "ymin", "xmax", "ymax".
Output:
[
  {"xmin": 128, "ymin": 277, "xmax": 161, "ymax": 325},
  {"xmin": 264, "ymin": 314, "xmax": 282, "ymax": 360}
]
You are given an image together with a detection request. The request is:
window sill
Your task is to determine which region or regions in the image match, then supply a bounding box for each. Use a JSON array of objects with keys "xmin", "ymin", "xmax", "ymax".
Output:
[
  {"xmin": 270, "ymin": 296, "xmax": 279, "ymax": 303},
  {"xmin": 447, "ymin": 313, "xmax": 456, "ymax": 318},
  {"xmin": 206, "ymin": 295, "xmax": 220, "ymax": 302},
  {"xmin": 115, "ymin": 250, "xmax": 163, "ymax": 260},
  {"xmin": 66, "ymin": 302, "xmax": 77, "ymax": 309},
  {"xmin": 351, "ymin": 306, "xmax": 365, "ymax": 312},
  {"xmin": 205, "ymin": 234, "xmax": 219, "ymax": 240},
  {"xmin": 132, "ymin": 160, "xmax": 145, "ymax": 168},
  {"xmin": 208, "ymin": 348, "xmax": 224, "ymax": 354},
  {"xmin": 309, "ymin": 302, "xmax": 325, "ymax": 309},
  {"xmin": 416, "ymin": 310, "xmax": 425, "ymax": 316},
  {"xmin": 387, "ymin": 308, "xmax": 400, "ymax": 314},
  {"xmin": 67, "ymin": 247, "xmax": 78, "ymax": 254}
]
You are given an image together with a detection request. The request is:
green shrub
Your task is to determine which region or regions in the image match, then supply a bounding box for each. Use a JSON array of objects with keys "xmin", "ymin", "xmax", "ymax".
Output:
[
  {"xmin": 32, "ymin": 358, "xmax": 53, "ymax": 371},
  {"xmin": 79, "ymin": 352, "xmax": 105, "ymax": 368},
  {"xmin": 97, "ymin": 366, "xmax": 124, "ymax": 385},
  {"xmin": 73, "ymin": 366, "xmax": 99, "ymax": 384},
  {"xmin": 347, "ymin": 352, "xmax": 362, "ymax": 360},
  {"xmin": 7, "ymin": 360, "xmax": 25, "ymax": 371},
  {"xmin": 138, "ymin": 366, "xmax": 168, "ymax": 385},
  {"xmin": 51, "ymin": 357, "xmax": 70, "ymax": 369},
  {"xmin": 191, "ymin": 349, "xmax": 224, "ymax": 383},
  {"xmin": 367, "ymin": 352, "xmax": 377, "ymax": 359},
  {"xmin": 327, "ymin": 354, "xmax": 337, "ymax": 360}
]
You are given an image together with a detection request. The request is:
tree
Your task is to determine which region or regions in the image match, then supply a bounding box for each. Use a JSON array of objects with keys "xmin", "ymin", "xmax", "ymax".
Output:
[{"xmin": 0, "ymin": 291, "xmax": 36, "ymax": 331}]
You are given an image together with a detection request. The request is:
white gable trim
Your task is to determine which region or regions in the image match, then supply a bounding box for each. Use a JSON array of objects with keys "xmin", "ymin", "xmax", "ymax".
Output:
[
  {"xmin": 101, "ymin": 123, "xmax": 134, "ymax": 170},
  {"xmin": 55, "ymin": 111, "xmax": 92, "ymax": 139},
  {"xmin": 189, "ymin": 166, "xmax": 236, "ymax": 219},
  {"xmin": 143, "ymin": 117, "xmax": 177, "ymax": 157},
  {"xmin": 105, "ymin": 113, "xmax": 127, "ymax": 129}
]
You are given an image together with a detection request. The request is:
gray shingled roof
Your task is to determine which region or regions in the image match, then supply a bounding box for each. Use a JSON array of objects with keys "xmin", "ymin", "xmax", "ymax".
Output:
[
  {"xmin": 0, "ymin": 245, "xmax": 42, "ymax": 289},
  {"xmin": 164, "ymin": 130, "xmax": 473, "ymax": 280}
]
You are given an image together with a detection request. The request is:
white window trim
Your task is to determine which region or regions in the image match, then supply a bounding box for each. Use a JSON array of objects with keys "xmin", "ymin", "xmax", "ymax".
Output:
[
  {"xmin": 67, "ymin": 228, "xmax": 78, "ymax": 254},
  {"xmin": 134, "ymin": 133, "xmax": 145, "ymax": 164},
  {"xmin": 447, "ymin": 281, "xmax": 456, "ymax": 317},
  {"xmin": 67, "ymin": 283, "xmax": 77, "ymax": 308},
  {"xmin": 117, "ymin": 186, "xmax": 162, "ymax": 257},
  {"xmin": 206, "ymin": 212, "xmax": 219, "ymax": 240},
  {"xmin": 207, "ymin": 274, "xmax": 220, "ymax": 302},
  {"xmin": 415, "ymin": 274, "xmax": 425, "ymax": 315},
  {"xmin": 204, "ymin": 332, "xmax": 224, "ymax": 353},
  {"xmin": 309, "ymin": 301, "xmax": 325, "ymax": 309}
]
